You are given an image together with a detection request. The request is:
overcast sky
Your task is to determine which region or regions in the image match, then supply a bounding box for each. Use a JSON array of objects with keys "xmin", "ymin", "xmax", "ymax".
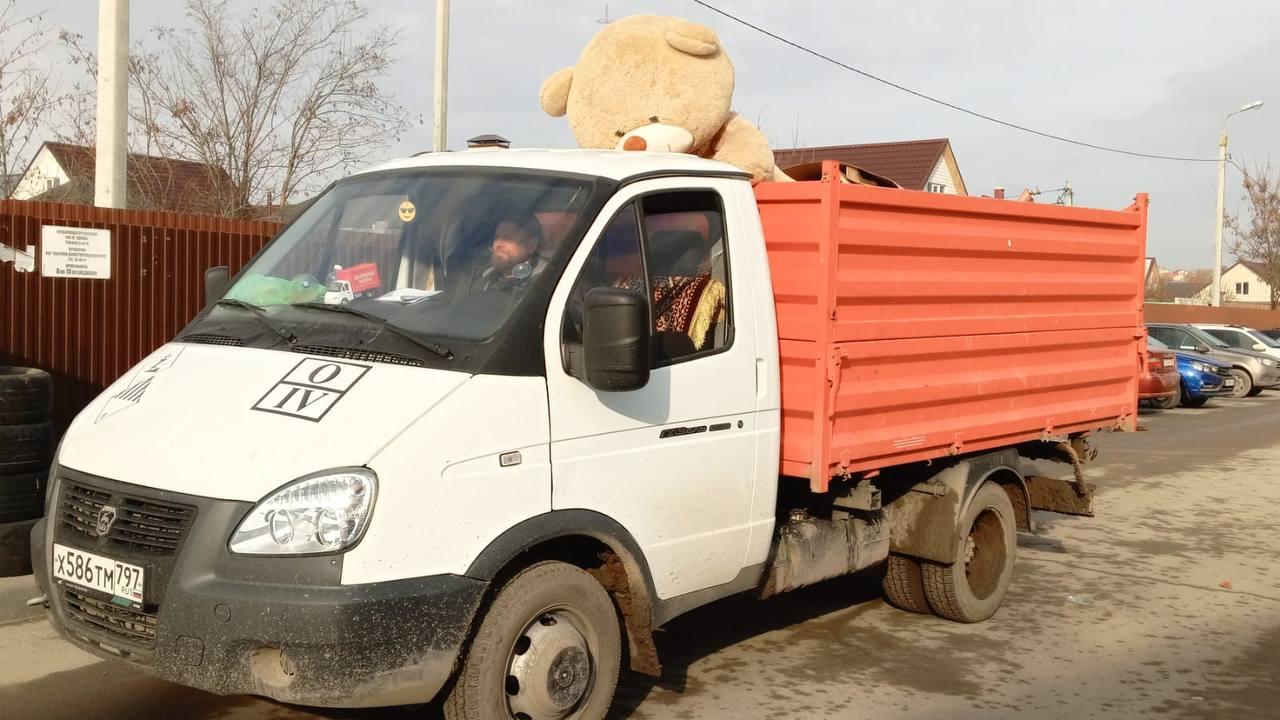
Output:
[{"xmin": 31, "ymin": 0, "xmax": 1280, "ymax": 268}]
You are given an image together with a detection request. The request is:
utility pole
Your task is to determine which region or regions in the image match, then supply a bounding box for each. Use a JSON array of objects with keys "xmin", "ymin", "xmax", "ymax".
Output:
[
  {"xmin": 432, "ymin": 0, "xmax": 449, "ymax": 152},
  {"xmin": 94, "ymin": 0, "xmax": 128, "ymax": 208},
  {"xmin": 1213, "ymin": 101, "xmax": 1263, "ymax": 307},
  {"xmin": 1212, "ymin": 132, "xmax": 1228, "ymax": 307}
]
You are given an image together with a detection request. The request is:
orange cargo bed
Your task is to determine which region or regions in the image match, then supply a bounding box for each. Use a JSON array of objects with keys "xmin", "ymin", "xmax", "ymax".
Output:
[{"xmin": 755, "ymin": 162, "xmax": 1146, "ymax": 492}]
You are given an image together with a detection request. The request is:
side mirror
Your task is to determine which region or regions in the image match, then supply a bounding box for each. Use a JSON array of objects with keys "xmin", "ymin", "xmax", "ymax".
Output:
[
  {"xmin": 583, "ymin": 287, "xmax": 650, "ymax": 392},
  {"xmin": 1253, "ymin": 343, "xmax": 1267, "ymax": 352},
  {"xmin": 1197, "ymin": 345, "xmax": 1212, "ymax": 354},
  {"xmin": 204, "ymin": 266, "xmax": 230, "ymax": 307}
]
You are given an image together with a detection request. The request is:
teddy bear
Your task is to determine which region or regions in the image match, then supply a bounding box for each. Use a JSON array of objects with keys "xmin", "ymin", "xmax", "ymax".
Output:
[{"xmin": 539, "ymin": 14, "xmax": 787, "ymax": 184}]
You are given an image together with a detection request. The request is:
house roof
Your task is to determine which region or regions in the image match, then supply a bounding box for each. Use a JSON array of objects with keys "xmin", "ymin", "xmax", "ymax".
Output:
[
  {"xmin": 1234, "ymin": 259, "xmax": 1270, "ymax": 279},
  {"xmin": 773, "ymin": 138, "xmax": 962, "ymax": 192},
  {"xmin": 35, "ymin": 141, "xmax": 233, "ymax": 215},
  {"xmin": 1165, "ymin": 280, "xmax": 1211, "ymax": 299}
]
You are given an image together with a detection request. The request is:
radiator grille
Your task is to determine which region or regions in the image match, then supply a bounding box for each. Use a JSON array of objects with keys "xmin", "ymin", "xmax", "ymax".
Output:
[
  {"xmin": 62, "ymin": 588, "xmax": 157, "ymax": 653},
  {"xmin": 60, "ymin": 481, "xmax": 196, "ymax": 555}
]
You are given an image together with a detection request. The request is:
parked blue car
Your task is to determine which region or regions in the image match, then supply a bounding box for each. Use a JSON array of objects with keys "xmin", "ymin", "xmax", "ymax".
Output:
[{"xmin": 1148, "ymin": 337, "xmax": 1233, "ymax": 407}]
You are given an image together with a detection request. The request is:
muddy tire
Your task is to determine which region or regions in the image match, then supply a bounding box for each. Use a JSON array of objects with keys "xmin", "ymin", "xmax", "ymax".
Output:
[
  {"xmin": 882, "ymin": 553, "xmax": 931, "ymax": 614},
  {"xmin": 1151, "ymin": 392, "xmax": 1179, "ymax": 410},
  {"xmin": 1181, "ymin": 394, "xmax": 1208, "ymax": 408},
  {"xmin": 1228, "ymin": 368, "xmax": 1252, "ymax": 399},
  {"xmin": 0, "ymin": 471, "xmax": 44, "ymax": 524},
  {"xmin": 444, "ymin": 561, "xmax": 621, "ymax": 720},
  {"xmin": 0, "ymin": 368, "xmax": 52, "ymax": 426},
  {"xmin": 922, "ymin": 482, "xmax": 1016, "ymax": 623},
  {"xmin": 0, "ymin": 421, "xmax": 55, "ymax": 462},
  {"xmin": 1246, "ymin": 386, "xmax": 1265, "ymax": 397}
]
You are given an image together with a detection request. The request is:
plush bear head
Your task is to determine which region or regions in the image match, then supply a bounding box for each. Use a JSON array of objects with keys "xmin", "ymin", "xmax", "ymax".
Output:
[{"xmin": 540, "ymin": 15, "xmax": 734, "ymax": 156}]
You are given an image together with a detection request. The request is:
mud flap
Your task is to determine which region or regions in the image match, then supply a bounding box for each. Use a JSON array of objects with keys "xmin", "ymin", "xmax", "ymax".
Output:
[{"xmin": 1025, "ymin": 475, "xmax": 1095, "ymax": 517}]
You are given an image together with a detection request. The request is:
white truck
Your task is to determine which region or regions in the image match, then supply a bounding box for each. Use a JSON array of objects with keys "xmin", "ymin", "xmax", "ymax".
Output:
[{"xmin": 31, "ymin": 149, "xmax": 1145, "ymax": 718}]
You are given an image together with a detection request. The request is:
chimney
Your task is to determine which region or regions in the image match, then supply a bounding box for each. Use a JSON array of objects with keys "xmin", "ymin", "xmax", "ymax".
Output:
[
  {"xmin": 994, "ymin": 186, "xmax": 1005, "ymax": 200},
  {"xmin": 466, "ymin": 134, "xmax": 511, "ymax": 149}
]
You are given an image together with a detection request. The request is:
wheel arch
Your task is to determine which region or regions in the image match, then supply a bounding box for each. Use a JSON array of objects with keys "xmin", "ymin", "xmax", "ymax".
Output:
[
  {"xmin": 464, "ymin": 509, "xmax": 663, "ymax": 677},
  {"xmin": 887, "ymin": 448, "xmax": 1028, "ymax": 564}
]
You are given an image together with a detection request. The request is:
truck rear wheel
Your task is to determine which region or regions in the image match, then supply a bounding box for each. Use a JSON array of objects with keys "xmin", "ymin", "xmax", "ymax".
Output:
[
  {"xmin": 444, "ymin": 561, "xmax": 621, "ymax": 720},
  {"xmin": 922, "ymin": 482, "xmax": 1016, "ymax": 623},
  {"xmin": 882, "ymin": 554, "xmax": 930, "ymax": 614}
]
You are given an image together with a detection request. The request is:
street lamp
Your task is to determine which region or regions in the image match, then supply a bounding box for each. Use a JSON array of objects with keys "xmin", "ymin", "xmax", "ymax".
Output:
[{"xmin": 1212, "ymin": 100, "xmax": 1263, "ymax": 306}]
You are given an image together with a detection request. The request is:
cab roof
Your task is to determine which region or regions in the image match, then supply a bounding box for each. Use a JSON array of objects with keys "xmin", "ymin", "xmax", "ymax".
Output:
[{"xmin": 358, "ymin": 148, "xmax": 750, "ymax": 182}]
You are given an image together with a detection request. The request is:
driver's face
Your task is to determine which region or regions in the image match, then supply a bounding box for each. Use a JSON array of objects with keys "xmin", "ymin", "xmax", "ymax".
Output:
[{"xmin": 492, "ymin": 220, "xmax": 535, "ymax": 273}]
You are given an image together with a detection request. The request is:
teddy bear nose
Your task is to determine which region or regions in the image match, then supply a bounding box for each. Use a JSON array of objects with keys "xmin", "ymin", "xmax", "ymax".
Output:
[{"xmin": 623, "ymin": 136, "xmax": 648, "ymax": 151}]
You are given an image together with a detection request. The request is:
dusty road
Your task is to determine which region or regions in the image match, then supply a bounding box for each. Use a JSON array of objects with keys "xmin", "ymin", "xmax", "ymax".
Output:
[{"xmin": 2, "ymin": 395, "xmax": 1279, "ymax": 719}]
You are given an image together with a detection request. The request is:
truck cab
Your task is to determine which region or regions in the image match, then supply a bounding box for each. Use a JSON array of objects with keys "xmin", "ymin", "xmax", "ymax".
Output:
[{"xmin": 33, "ymin": 150, "xmax": 783, "ymax": 712}]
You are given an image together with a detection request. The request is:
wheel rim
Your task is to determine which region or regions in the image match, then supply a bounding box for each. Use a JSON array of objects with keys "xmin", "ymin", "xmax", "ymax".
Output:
[
  {"xmin": 506, "ymin": 608, "xmax": 595, "ymax": 720},
  {"xmin": 964, "ymin": 508, "xmax": 1007, "ymax": 600},
  {"xmin": 1230, "ymin": 370, "xmax": 1251, "ymax": 398}
]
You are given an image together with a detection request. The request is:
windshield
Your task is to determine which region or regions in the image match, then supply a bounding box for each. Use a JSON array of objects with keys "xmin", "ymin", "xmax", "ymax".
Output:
[
  {"xmin": 1246, "ymin": 329, "xmax": 1280, "ymax": 348},
  {"xmin": 188, "ymin": 168, "xmax": 610, "ymax": 372}
]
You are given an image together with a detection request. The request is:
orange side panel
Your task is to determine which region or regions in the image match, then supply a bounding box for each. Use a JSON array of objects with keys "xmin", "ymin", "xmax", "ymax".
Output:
[{"xmin": 756, "ymin": 163, "xmax": 1147, "ymax": 492}]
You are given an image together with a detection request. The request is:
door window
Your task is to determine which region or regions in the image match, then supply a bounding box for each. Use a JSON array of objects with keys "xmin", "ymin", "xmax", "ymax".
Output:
[
  {"xmin": 1205, "ymin": 328, "xmax": 1248, "ymax": 349},
  {"xmin": 638, "ymin": 192, "xmax": 731, "ymax": 363},
  {"xmin": 563, "ymin": 190, "xmax": 732, "ymax": 368}
]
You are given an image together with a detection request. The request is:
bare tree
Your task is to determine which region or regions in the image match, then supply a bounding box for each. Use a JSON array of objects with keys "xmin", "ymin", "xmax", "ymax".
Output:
[
  {"xmin": 64, "ymin": 0, "xmax": 410, "ymax": 215},
  {"xmin": 1227, "ymin": 162, "xmax": 1280, "ymax": 309},
  {"xmin": 0, "ymin": 1, "xmax": 57, "ymax": 197}
]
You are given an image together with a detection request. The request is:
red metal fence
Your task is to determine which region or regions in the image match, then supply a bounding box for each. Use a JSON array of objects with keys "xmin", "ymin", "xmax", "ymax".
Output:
[
  {"xmin": 1143, "ymin": 302, "xmax": 1280, "ymax": 329},
  {"xmin": 1, "ymin": 200, "xmax": 280, "ymax": 430}
]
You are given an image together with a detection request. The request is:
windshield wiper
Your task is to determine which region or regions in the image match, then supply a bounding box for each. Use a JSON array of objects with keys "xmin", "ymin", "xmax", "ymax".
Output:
[
  {"xmin": 213, "ymin": 299, "xmax": 298, "ymax": 344},
  {"xmin": 291, "ymin": 302, "xmax": 454, "ymax": 360}
]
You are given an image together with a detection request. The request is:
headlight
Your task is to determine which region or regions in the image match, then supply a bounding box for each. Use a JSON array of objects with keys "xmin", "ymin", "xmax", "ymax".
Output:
[
  {"xmin": 229, "ymin": 469, "xmax": 377, "ymax": 555},
  {"xmin": 1263, "ymin": 358, "xmax": 1276, "ymax": 367},
  {"xmin": 1191, "ymin": 361, "xmax": 1210, "ymax": 372}
]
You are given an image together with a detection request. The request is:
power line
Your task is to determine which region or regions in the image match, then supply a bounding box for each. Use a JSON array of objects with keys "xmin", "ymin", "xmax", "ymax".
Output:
[{"xmin": 688, "ymin": 0, "xmax": 1220, "ymax": 163}]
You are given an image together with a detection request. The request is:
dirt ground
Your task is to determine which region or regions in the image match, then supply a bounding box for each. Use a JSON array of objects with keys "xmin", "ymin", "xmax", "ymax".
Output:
[{"xmin": 2, "ymin": 394, "xmax": 1278, "ymax": 719}]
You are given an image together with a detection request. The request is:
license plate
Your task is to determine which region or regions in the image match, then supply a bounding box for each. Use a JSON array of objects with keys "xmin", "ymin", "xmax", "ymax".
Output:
[
  {"xmin": 52, "ymin": 543, "xmax": 145, "ymax": 608},
  {"xmin": 1222, "ymin": 379, "xmax": 1235, "ymax": 388}
]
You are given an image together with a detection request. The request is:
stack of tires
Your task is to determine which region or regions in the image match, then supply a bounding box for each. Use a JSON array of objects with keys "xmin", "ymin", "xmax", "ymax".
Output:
[{"xmin": 0, "ymin": 367, "xmax": 54, "ymax": 577}]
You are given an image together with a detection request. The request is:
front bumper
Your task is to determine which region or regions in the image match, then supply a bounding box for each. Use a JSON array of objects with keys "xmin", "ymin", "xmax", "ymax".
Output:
[
  {"xmin": 1259, "ymin": 368, "xmax": 1280, "ymax": 388},
  {"xmin": 33, "ymin": 468, "xmax": 486, "ymax": 708}
]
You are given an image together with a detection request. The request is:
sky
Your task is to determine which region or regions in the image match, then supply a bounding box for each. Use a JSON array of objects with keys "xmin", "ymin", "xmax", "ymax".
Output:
[{"xmin": 27, "ymin": 0, "xmax": 1280, "ymax": 269}]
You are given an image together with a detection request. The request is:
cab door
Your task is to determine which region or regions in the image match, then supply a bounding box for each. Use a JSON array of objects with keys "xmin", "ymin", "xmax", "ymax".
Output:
[{"xmin": 543, "ymin": 179, "xmax": 760, "ymax": 600}]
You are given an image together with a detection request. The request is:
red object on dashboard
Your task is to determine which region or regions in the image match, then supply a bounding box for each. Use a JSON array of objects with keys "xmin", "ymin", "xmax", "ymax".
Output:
[{"xmin": 337, "ymin": 263, "xmax": 381, "ymax": 294}]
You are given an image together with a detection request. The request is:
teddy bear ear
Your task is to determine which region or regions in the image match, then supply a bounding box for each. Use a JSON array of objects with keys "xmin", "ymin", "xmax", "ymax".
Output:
[
  {"xmin": 539, "ymin": 66, "xmax": 574, "ymax": 117},
  {"xmin": 664, "ymin": 18, "xmax": 720, "ymax": 57}
]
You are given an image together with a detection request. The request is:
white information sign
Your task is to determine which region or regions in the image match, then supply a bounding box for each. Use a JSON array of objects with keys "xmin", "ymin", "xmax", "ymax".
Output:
[{"xmin": 41, "ymin": 225, "xmax": 112, "ymax": 279}]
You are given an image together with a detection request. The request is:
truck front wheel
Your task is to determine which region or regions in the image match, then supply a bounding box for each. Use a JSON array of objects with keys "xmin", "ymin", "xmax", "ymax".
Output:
[
  {"xmin": 921, "ymin": 482, "xmax": 1016, "ymax": 623},
  {"xmin": 444, "ymin": 561, "xmax": 621, "ymax": 720}
]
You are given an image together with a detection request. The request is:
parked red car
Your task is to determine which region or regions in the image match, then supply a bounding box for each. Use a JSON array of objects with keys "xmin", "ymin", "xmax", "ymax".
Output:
[{"xmin": 1140, "ymin": 344, "xmax": 1180, "ymax": 407}]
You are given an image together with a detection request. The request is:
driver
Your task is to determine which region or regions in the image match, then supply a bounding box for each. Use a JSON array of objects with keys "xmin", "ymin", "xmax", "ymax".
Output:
[{"xmin": 477, "ymin": 212, "xmax": 546, "ymax": 292}]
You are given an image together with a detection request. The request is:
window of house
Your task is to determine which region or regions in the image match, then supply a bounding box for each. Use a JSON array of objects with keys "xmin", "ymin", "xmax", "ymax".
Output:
[
  {"xmin": 927, "ymin": 182, "xmax": 946, "ymax": 193},
  {"xmin": 564, "ymin": 190, "xmax": 731, "ymax": 368},
  {"xmin": 1235, "ymin": 281, "xmax": 1250, "ymax": 295},
  {"xmin": 44, "ymin": 178, "xmax": 57, "ymax": 191}
]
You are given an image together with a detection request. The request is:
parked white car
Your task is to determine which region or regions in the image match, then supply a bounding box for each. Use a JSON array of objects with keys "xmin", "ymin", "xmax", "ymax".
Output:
[{"xmin": 1194, "ymin": 324, "xmax": 1280, "ymax": 362}]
